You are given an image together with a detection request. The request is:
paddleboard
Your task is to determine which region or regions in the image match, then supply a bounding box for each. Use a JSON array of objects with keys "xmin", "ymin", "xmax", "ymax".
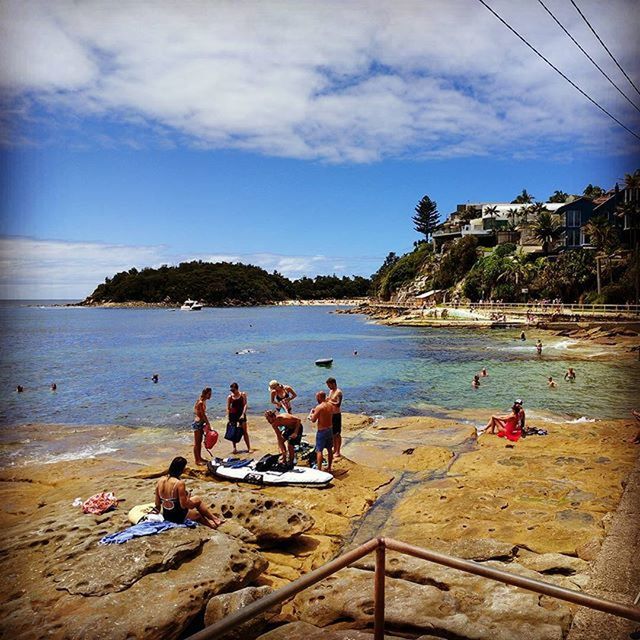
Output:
[
  {"xmin": 207, "ymin": 457, "xmax": 333, "ymax": 487},
  {"xmin": 128, "ymin": 502, "xmax": 160, "ymax": 525}
]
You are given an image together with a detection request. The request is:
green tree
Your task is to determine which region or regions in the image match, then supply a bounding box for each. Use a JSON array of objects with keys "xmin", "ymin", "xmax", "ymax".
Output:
[
  {"xmin": 548, "ymin": 190, "xmax": 569, "ymax": 203},
  {"xmin": 583, "ymin": 215, "xmax": 619, "ymax": 254},
  {"xmin": 497, "ymin": 251, "xmax": 532, "ymax": 287},
  {"xmin": 412, "ymin": 195, "xmax": 440, "ymax": 240},
  {"xmin": 511, "ymin": 189, "xmax": 534, "ymax": 204},
  {"xmin": 506, "ymin": 207, "xmax": 520, "ymax": 230},
  {"xmin": 623, "ymin": 169, "xmax": 640, "ymax": 189},
  {"xmin": 531, "ymin": 210, "xmax": 563, "ymax": 255},
  {"xmin": 583, "ymin": 184, "xmax": 605, "ymax": 199}
]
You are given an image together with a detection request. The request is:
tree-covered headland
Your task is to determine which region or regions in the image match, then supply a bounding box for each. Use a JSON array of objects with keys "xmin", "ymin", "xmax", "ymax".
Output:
[{"xmin": 84, "ymin": 261, "xmax": 370, "ymax": 306}]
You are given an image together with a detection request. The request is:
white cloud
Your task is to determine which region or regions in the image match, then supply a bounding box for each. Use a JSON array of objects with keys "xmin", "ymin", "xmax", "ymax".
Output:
[
  {"xmin": 0, "ymin": 236, "xmax": 378, "ymax": 299},
  {"xmin": 0, "ymin": 0, "xmax": 638, "ymax": 160}
]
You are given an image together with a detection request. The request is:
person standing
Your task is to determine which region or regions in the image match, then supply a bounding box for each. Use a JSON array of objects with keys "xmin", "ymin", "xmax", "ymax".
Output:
[
  {"xmin": 268, "ymin": 380, "xmax": 297, "ymax": 413},
  {"xmin": 192, "ymin": 388, "xmax": 212, "ymax": 466},
  {"xmin": 564, "ymin": 367, "xmax": 576, "ymax": 381},
  {"xmin": 227, "ymin": 382, "xmax": 250, "ymax": 454},
  {"xmin": 263, "ymin": 410, "xmax": 303, "ymax": 467},
  {"xmin": 308, "ymin": 391, "xmax": 334, "ymax": 472},
  {"xmin": 536, "ymin": 340, "xmax": 543, "ymax": 355},
  {"xmin": 326, "ymin": 377, "xmax": 343, "ymax": 458}
]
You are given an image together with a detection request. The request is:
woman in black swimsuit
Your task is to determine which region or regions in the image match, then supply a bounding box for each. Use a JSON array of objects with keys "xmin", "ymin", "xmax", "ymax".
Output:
[
  {"xmin": 227, "ymin": 382, "xmax": 251, "ymax": 453},
  {"xmin": 154, "ymin": 457, "xmax": 223, "ymax": 529}
]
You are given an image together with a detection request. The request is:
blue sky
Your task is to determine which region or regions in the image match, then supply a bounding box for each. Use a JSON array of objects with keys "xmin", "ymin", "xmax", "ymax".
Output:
[{"xmin": 1, "ymin": 0, "xmax": 639, "ymax": 298}]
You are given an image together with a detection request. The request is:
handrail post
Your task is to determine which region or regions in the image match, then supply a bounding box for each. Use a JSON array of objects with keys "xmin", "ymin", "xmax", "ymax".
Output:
[{"xmin": 374, "ymin": 538, "xmax": 385, "ymax": 640}]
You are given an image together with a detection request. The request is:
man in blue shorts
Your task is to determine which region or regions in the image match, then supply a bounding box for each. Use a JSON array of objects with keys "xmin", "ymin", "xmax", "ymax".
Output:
[
  {"xmin": 308, "ymin": 391, "xmax": 333, "ymax": 472},
  {"xmin": 326, "ymin": 377, "xmax": 343, "ymax": 458}
]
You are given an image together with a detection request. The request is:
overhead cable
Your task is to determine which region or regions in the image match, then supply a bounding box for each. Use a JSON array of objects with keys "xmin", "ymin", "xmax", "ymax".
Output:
[
  {"xmin": 536, "ymin": 0, "xmax": 640, "ymax": 115},
  {"xmin": 569, "ymin": 0, "xmax": 640, "ymax": 99},
  {"xmin": 474, "ymin": 0, "xmax": 640, "ymax": 142}
]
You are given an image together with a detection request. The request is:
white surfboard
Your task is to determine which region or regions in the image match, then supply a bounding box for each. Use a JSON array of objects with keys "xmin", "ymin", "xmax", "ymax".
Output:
[{"xmin": 207, "ymin": 457, "xmax": 333, "ymax": 487}]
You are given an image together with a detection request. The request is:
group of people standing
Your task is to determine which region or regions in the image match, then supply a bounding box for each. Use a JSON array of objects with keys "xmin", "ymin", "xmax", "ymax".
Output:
[{"xmin": 191, "ymin": 377, "xmax": 344, "ymax": 471}]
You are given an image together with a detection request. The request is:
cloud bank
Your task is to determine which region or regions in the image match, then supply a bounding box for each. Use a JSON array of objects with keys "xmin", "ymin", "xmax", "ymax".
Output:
[
  {"xmin": 0, "ymin": 236, "xmax": 379, "ymax": 299},
  {"xmin": 1, "ymin": 0, "xmax": 638, "ymax": 161}
]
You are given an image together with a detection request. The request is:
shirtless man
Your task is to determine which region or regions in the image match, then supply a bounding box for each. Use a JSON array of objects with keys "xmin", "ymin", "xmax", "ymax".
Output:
[
  {"xmin": 548, "ymin": 376, "xmax": 556, "ymax": 388},
  {"xmin": 308, "ymin": 391, "xmax": 334, "ymax": 472},
  {"xmin": 326, "ymin": 377, "xmax": 343, "ymax": 458},
  {"xmin": 564, "ymin": 367, "xmax": 576, "ymax": 381},
  {"xmin": 264, "ymin": 410, "xmax": 303, "ymax": 467},
  {"xmin": 536, "ymin": 340, "xmax": 543, "ymax": 355},
  {"xmin": 192, "ymin": 387, "xmax": 212, "ymax": 466}
]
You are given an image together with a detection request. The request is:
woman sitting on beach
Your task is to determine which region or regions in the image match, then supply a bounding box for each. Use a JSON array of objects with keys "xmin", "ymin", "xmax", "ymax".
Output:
[
  {"xmin": 269, "ymin": 380, "xmax": 297, "ymax": 413},
  {"xmin": 154, "ymin": 456, "xmax": 224, "ymax": 529},
  {"xmin": 482, "ymin": 404, "xmax": 522, "ymax": 442}
]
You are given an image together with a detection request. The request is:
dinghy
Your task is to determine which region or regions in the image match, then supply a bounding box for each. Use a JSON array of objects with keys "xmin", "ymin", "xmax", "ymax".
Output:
[{"xmin": 315, "ymin": 358, "xmax": 333, "ymax": 366}]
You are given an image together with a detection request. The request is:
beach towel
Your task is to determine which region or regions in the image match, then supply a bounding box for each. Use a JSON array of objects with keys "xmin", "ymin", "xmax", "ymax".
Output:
[
  {"xmin": 82, "ymin": 492, "xmax": 119, "ymax": 515},
  {"xmin": 99, "ymin": 519, "xmax": 196, "ymax": 545}
]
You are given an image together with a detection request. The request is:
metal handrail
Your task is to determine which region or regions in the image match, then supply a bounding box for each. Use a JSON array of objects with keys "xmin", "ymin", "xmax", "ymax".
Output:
[
  {"xmin": 368, "ymin": 301, "xmax": 640, "ymax": 313},
  {"xmin": 185, "ymin": 537, "xmax": 640, "ymax": 640}
]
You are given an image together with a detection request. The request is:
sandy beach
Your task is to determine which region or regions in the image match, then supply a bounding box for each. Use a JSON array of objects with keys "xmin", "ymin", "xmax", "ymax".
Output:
[{"xmin": 1, "ymin": 407, "xmax": 638, "ymax": 639}]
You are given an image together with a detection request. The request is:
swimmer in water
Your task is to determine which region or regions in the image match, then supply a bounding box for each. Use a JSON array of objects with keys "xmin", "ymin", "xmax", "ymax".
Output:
[
  {"xmin": 481, "ymin": 367, "xmax": 488, "ymax": 377},
  {"xmin": 472, "ymin": 374, "xmax": 481, "ymax": 388},
  {"xmin": 548, "ymin": 376, "xmax": 556, "ymax": 388},
  {"xmin": 564, "ymin": 367, "xmax": 576, "ymax": 381},
  {"xmin": 536, "ymin": 340, "xmax": 542, "ymax": 355}
]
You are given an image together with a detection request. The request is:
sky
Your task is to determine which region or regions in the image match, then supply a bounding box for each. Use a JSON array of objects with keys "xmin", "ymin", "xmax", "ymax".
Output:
[{"xmin": 0, "ymin": 0, "xmax": 639, "ymax": 299}]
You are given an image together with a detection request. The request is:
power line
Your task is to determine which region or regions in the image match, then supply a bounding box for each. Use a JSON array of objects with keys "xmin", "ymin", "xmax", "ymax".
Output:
[
  {"xmin": 569, "ymin": 0, "xmax": 640, "ymax": 99},
  {"xmin": 473, "ymin": 0, "xmax": 640, "ymax": 142},
  {"xmin": 536, "ymin": 0, "xmax": 640, "ymax": 115}
]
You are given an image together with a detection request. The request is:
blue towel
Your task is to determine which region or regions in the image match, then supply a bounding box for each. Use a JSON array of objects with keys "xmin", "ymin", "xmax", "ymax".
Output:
[{"xmin": 99, "ymin": 519, "xmax": 197, "ymax": 545}]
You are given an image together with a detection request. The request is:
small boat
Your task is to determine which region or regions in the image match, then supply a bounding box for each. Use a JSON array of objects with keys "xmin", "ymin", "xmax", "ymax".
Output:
[
  {"xmin": 315, "ymin": 358, "xmax": 333, "ymax": 366},
  {"xmin": 180, "ymin": 299, "xmax": 203, "ymax": 311}
]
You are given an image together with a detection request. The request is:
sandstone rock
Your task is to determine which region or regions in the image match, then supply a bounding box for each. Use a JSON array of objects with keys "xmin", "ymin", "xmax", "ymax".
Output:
[
  {"xmin": 515, "ymin": 551, "xmax": 589, "ymax": 576},
  {"xmin": 575, "ymin": 538, "xmax": 602, "ymax": 561},
  {"xmin": 53, "ymin": 526, "xmax": 211, "ymax": 595},
  {"xmin": 204, "ymin": 585, "xmax": 279, "ymax": 639},
  {"xmin": 206, "ymin": 486, "xmax": 314, "ymax": 542},
  {"xmin": 322, "ymin": 559, "xmax": 571, "ymax": 640},
  {"xmin": 256, "ymin": 621, "xmax": 410, "ymax": 639}
]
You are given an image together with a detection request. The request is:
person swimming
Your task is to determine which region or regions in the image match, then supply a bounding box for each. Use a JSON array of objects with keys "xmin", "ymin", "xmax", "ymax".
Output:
[
  {"xmin": 564, "ymin": 367, "xmax": 576, "ymax": 381},
  {"xmin": 548, "ymin": 376, "xmax": 556, "ymax": 388},
  {"xmin": 472, "ymin": 374, "xmax": 481, "ymax": 388}
]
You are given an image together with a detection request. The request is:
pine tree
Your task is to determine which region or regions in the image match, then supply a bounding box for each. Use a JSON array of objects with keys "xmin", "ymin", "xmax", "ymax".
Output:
[{"xmin": 412, "ymin": 195, "xmax": 439, "ymax": 240}]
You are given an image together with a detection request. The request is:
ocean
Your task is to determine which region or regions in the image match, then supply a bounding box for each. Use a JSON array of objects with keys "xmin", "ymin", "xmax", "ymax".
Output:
[{"xmin": 0, "ymin": 302, "xmax": 636, "ymax": 434}]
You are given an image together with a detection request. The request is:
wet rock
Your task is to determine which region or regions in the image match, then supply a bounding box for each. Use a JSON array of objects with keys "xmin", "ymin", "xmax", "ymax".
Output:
[{"xmin": 204, "ymin": 585, "xmax": 279, "ymax": 639}]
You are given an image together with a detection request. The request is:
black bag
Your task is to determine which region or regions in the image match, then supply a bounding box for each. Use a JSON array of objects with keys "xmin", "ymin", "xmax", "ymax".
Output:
[
  {"xmin": 255, "ymin": 454, "xmax": 281, "ymax": 472},
  {"xmin": 224, "ymin": 421, "xmax": 243, "ymax": 444}
]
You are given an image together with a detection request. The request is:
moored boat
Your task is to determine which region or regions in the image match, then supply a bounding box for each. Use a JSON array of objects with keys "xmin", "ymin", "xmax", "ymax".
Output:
[{"xmin": 180, "ymin": 299, "xmax": 203, "ymax": 310}]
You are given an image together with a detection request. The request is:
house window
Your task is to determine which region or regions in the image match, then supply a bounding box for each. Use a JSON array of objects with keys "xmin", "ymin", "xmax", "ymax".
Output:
[
  {"xmin": 565, "ymin": 210, "xmax": 580, "ymax": 227},
  {"xmin": 566, "ymin": 229, "xmax": 581, "ymax": 246}
]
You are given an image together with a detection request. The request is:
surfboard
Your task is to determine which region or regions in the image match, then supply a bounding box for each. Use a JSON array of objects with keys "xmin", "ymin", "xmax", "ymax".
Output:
[
  {"xmin": 207, "ymin": 457, "xmax": 333, "ymax": 487},
  {"xmin": 128, "ymin": 502, "xmax": 160, "ymax": 525}
]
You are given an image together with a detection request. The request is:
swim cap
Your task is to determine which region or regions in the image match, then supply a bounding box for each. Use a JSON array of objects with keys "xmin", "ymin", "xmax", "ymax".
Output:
[
  {"xmin": 268, "ymin": 379, "xmax": 279, "ymax": 389},
  {"xmin": 514, "ymin": 398, "xmax": 523, "ymax": 405}
]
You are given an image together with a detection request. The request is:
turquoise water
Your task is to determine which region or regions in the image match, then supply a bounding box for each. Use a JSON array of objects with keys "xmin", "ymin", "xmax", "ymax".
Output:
[{"xmin": 0, "ymin": 303, "xmax": 637, "ymax": 430}]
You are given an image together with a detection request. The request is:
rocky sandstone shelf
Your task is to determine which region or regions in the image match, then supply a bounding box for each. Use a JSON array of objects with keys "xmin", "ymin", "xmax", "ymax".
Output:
[{"xmin": 0, "ymin": 411, "xmax": 637, "ymax": 639}]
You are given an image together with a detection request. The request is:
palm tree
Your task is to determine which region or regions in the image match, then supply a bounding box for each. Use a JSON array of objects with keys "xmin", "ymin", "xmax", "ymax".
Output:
[
  {"xmin": 531, "ymin": 210, "xmax": 563, "ymax": 255},
  {"xmin": 548, "ymin": 190, "xmax": 569, "ymax": 203},
  {"xmin": 623, "ymin": 169, "xmax": 640, "ymax": 190},
  {"xmin": 583, "ymin": 215, "xmax": 619, "ymax": 254},
  {"xmin": 484, "ymin": 205, "xmax": 499, "ymax": 230},
  {"xmin": 511, "ymin": 189, "xmax": 534, "ymax": 204},
  {"xmin": 497, "ymin": 251, "xmax": 532, "ymax": 287},
  {"xmin": 505, "ymin": 207, "xmax": 520, "ymax": 230}
]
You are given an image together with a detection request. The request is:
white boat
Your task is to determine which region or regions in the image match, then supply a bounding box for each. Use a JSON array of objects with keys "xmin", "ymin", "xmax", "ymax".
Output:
[
  {"xmin": 315, "ymin": 358, "xmax": 333, "ymax": 366},
  {"xmin": 180, "ymin": 299, "xmax": 203, "ymax": 311}
]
